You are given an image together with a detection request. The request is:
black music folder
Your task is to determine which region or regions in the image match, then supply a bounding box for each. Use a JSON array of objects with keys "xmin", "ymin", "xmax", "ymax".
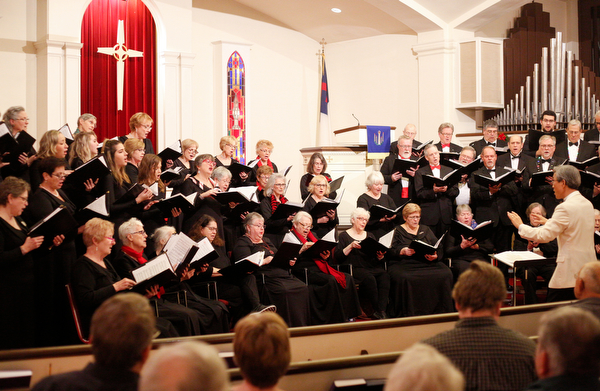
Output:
[
  {"xmin": 28, "ymin": 206, "xmax": 78, "ymax": 247},
  {"xmin": 450, "ymin": 220, "xmax": 493, "ymax": 241},
  {"xmin": 409, "ymin": 233, "xmax": 445, "ymax": 257},
  {"xmin": 473, "ymin": 169, "xmax": 516, "ymax": 187}
]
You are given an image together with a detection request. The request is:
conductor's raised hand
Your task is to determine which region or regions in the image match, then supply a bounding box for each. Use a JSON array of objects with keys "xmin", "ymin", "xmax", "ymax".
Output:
[{"xmin": 507, "ymin": 211, "xmax": 523, "ymax": 229}]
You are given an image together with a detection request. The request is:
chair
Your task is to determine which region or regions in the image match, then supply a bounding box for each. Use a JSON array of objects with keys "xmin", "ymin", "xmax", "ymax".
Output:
[{"xmin": 65, "ymin": 284, "xmax": 90, "ymax": 344}]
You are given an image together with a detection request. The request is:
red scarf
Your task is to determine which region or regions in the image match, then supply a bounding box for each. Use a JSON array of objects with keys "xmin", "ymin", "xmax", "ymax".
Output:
[
  {"xmin": 122, "ymin": 246, "xmax": 165, "ymax": 297},
  {"xmin": 256, "ymin": 158, "xmax": 274, "ymax": 170},
  {"xmin": 122, "ymin": 246, "xmax": 146, "ymax": 264},
  {"xmin": 271, "ymin": 194, "xmax": 287, "ymax": 213},
  {"xmin": 290, "ymin": 227, "xmax": 346, "ymax": 288}
]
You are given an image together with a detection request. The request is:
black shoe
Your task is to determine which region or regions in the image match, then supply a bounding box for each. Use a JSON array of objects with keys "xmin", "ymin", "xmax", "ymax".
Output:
[
  {"xmin": 372, "ymin": 311, "xmax": 388, "ymax": 320},
  {"xmin": 252, "ymin": 304, "xmax": 277, "ymax": 313}
]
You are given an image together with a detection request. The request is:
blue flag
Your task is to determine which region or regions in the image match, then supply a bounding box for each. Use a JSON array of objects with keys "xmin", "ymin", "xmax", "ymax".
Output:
[{"xmin": 367, "ymin": 126, "xmax": 391, "ymax": 158}]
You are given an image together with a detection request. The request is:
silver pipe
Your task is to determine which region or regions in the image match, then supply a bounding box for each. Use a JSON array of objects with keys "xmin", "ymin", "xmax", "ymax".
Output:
[
  {"xmin": 558, "ymin": 43, "xmax": 566, "ymax": 121},
  {"xmin": 582, "ymin": 77, "xmax": 586, "ymax": 122},
  {"xmin": 566, "ymin": 51, "xmax": 572, "ymax": 120},
  {"xmin": 588, "ymin": 87, "xmax": 592, "ymax": 123},
  {"xmin": 520, "ymin": 87, "xmax": 525, "ymax": 125},
  {"xmin": 533, "ymin": 64, "xmax": 539, "ymax": 123},
  {"xmin": 526, "ymin": 76, "xmax": 531, "ymax": 124},
  {"xmin": 550, "ymin": 38, "xmax": 556, "ymax": 112},
  {"xmin": 574, "ymin": 66, "xmax": 579, "ymax": 120},
  {"xmin": 542, "ymin": 48, "xmax": 549, "ymax": 112}
]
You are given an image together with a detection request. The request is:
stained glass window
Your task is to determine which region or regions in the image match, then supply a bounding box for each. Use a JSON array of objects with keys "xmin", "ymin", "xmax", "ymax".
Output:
[{"xmin": 227, "ymin": 52, "xmax": 246, "ymax": 163}]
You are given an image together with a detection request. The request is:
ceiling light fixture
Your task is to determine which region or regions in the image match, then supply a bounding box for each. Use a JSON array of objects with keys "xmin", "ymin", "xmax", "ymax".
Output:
[{"xmin": 331, "ymin": 8, "xmax": 342, "ymax": 13}]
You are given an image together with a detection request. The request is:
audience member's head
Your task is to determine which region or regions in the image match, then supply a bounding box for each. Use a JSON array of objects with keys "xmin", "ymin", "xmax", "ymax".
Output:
[
  {"xmin": 452, "ymin": 260, "xmax": 506, "ymax": 317},
  {"xmin": 90, "ymin": 293, "xmax": 155, "ymax": 372},
  {"xmin": 384, "ymin": 343, "xmax": 464, "ymax": 391},
  {"xmin": 233, "ymin": 312, "xmax": 291, "ymax": 389},
  {"xmin": 535, "ymin": 306, "xmax": 600, "ymax": 379},
  {"xmin": 139, "ymin": 341, "xmax": 229, "ymax": 391},
  {"xmin": 575, "ymin": 261, "xmax": 600, "ymax": 299}
]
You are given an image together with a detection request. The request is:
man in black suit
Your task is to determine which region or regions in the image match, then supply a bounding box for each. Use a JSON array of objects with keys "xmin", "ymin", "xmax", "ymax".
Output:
[
  {"xmin": 584, "ymin": 110, "xmax": 600, "ymax": 142},
  {"xmin": 470, "ymin": 146, "xmax": 518, "ymax": 253},
  {"xmin": 523, "ymin": 110, "xmax": 565, "ymax": 157},
  {"xmin": 389, "ymin": 123, "xmax": 422, "ymax": 154},
  {"xmin": 435, "ymin": 123, "xmax": 462, "ymax": 153},
  {"xmin": 469, "ymin": 119, "xmax": 507, "ymax": 156},
  {"xmin": 497, "ymin": 135, "xmax": 535, "ymax": 216},
  {"xmin": 414, "ymin": 144, "xmax": 459, "ymax": 237},
  {"xmin": 523, "ymin": 134, "xmax": 567, "ymax": 217},
  {"xmin": 556, "ymin": 119, "xmax": 596, "ymax": 163},
  {"xmin": 382, "ymin": 135, "xmax": 418, "ymax": 207}
]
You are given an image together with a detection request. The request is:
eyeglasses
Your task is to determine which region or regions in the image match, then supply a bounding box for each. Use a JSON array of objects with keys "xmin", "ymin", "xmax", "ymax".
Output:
[
  {"xmin": 202, "ymin": 159, "xmax": 216, "ymax": 166},
  {"xmin": 18, "ymin": 196, "xmax": 28, "ymax": 202},
  {"xmin": 406, "ymin": 215, "xmax": 420, "ymax": 220},
  {"xmin": 258, "ymin": 149, "xmax": 271, "ymax": 153},
  {"xmin": 225, "ymin": 144, "xmax": 236, "ymax": 148},
  {"xmin": 440, "ymin": 133, "xmax": 453, "ymax": 137},
  {"xmin": 314, "ymin": 184, "xmax": 327, "ymax": 188},
  {"xmin": 16, "ymin": 118, "xmax": 29, "ymax": 122},
  {"xmin": 204, "ymin": 226, "xmax": 218, "ymax": 232},
  {"xmin": 274, "ymin": 183, "xmax": 286, "ymax": 187},
  {"xmin": 131, "ymin": 230, "xmax": 147, "ymax": 236},
  {"xmin": 251, "ymin": 224, "xmax": 266, "ymax": 229},
  {"xmin": 539, "ymin": 144, "xmax": 554, "ymax": 149},
  {"xmin": 52, "ymin": 173, "xmax": 68, "ymax": 179},
  {"xmin": 355, "ymin": 217, "xmax": 368, "ymax": 222},
  {"xmin": 398, "ymin": 144, "xmax": 412, "ymax": 149},
  {"xmin": 140, "ymin": 124, "xmax": 152, "ymax": 130},
  {"xmin": 297, "ymin": 222, "xmax": 313, "ymax": 229},
  {"xmin": 135, "ymin": 148, "xmax": 145, "ymax": 153}
]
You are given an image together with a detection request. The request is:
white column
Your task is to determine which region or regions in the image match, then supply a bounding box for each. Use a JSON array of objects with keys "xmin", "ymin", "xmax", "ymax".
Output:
[
  {"xmin": 34, "ymin": 39, "xmax": 81, "ymax": 137},
  {"xmin": 157, "ymin": 51, "xmax": 195, "ymax": 151}
]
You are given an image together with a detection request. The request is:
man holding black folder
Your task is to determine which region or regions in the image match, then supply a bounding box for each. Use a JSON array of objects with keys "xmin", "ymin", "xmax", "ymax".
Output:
[
  {"xmin": 414, "ymin": 144, "xmax": 458, "ymax": 238},
  {"xmin": 381, "ymin": 135, "xmax": 417, "ymax": 208},
  {"xmin": 470, "ymin": 146, "xmax": 519, "ymax": 253},
  {"xmin": 469, "ymin": 119, "xmax": 507, "ymax": 156}
]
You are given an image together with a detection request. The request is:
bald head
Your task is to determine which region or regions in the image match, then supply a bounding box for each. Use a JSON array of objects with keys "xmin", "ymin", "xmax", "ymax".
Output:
[{"xmin": 575, "ymin": 262, "xmax": 600, "ymax": 299}]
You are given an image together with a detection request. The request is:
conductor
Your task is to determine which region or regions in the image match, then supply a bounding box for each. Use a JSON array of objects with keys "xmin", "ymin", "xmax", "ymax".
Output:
[{"xmin": 507, "ymin": 165, "xmax": 596, "ymax": 302}]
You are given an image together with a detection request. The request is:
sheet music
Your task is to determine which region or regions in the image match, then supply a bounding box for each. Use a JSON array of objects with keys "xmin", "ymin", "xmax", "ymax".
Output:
[
  {"xmin": 322, "ymin": 228, "xmax": 336, "ymax": 242},
  {"xmin": 282, "ymin": 231, "xmax": 303, "ymax": 244},
  {"xmin": 191, "ymin": 237, "xmax": 216, "ymax": 263},
  {"xmin": 247, "ymin": 159, "xmax": 259, "ymax": 168},
  {"xmin": 132, "ymin": 254, "xmax": 172, "ymax": 283},
  {"xmin": 84, "ymin": 194, "xmax": 109, "ymax": 217},
  {"xmin": 57, "ymin": 124, "xmax": 73, "ymax": 142},
  {"xmin": 493, "ymin": 250, "xmax": 546, "ymax": 267},
  {"xmin": 379, "ymin": 230, "xmax": 394, "ymax": 248},
  {"xmin": 164, "ymin": 233, "xmax": 197, "ymax": 268},
  {"xmin": 143, "ymin": 182, "xmax": 159, "ymax": 196},
  {"xmin": 229, "ymin": 186, "xmax": 258, "ymax": 200},
  {"xmin": 167, "ymin": 140, "xmax": 182, "ymax": 153},
  {"xmin": 234, "ymin": 250, "xmax": 265, "ymax": 266},
  {"xmin": 0, "ymin": 122, "xmax": 9, "ymax": 138}
]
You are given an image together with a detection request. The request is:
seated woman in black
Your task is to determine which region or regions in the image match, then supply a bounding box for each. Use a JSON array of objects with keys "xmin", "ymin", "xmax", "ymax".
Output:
[
  {"xmin": 112, "ymin": 218, "xmax": 229, "ymax": 335},
  {"xmin": 300, "ymin": 152, "xmax": 336, "ymax": 200},
  {"xmin": 232, "ymin": 212, "xmax": 310, "ymax": 327},
  {"xmin": 0, "ymin": 177, "xmax": 43, "ymax": 349},
  {"xmin": 335, "ymin": 207, "xmax": 390, "ymax": 320},
  {"xmin": 357, "ymin": 171, "xmax": 398, "ymax": 239},
  {"xmin": 302, "ymin": 175, "xmax": 339, "ymax": 238},
  {"xmin": 291, "ymin": 211, "xmax": 361, "ymax": 324},
  {"xmin": 71, "ymin": 218, "xmax": 177, "ymax": 338},
  {"xmin": 261, "ymin": 173, "xmax": 293, "ymax": 247},
  {"xmin": 443, "ymin": 204, "xmax": 494, "ymax": 280},
  {"xmin": 513, "ymin": 202, "xmax": 558, "ymax": 304},
  {"xmin": 388, "ymin": 203, "xmax": 453, "ymax": 318}
]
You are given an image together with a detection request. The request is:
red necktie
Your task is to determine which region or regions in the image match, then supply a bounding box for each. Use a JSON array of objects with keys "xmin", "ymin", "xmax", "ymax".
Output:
[
  {"xmin": 431, "ymin": 165, "xmax": 441, "ymax": 170},
  {"xmin": 441, "ymin": 144, "xmax": 450, "ymax": 148}
]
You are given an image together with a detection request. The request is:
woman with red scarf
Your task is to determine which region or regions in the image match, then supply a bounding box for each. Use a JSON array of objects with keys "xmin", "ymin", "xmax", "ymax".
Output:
[
  {"xmin": 260, "ymin": 173, "xmax": 293, "ymax": 247},
  {"xmin": 231, "ymin": 213, "xmax": 310, "ymax": 327},
  {"xmin": 112, "ymin": 218, "xmax": 229, "ymax": 335},
  {"xmin": 291, "ymin": 211, "xmax": 361, "ymax": 324}
]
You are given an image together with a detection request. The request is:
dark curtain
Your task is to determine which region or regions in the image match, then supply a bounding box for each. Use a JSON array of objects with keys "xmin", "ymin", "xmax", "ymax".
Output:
[{"xmin": 81, "ymin": 0, "xmax": 157, "ymax": 145}]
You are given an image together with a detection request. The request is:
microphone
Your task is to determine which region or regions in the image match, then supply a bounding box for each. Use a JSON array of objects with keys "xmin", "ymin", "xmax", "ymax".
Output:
[{"xmin": 352, "ymin": 113, "xmax": 360, "ymax": 126}]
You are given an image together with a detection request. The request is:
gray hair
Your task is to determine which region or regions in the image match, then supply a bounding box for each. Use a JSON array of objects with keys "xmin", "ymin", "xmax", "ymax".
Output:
[
  {"xmin": 568, "ymin": 118, "xmax": 582, "ymax": 129},
  {"xmin": 482, "ymin": 119, "xmax": 498, "ymax": 131},
  {"xmin": 438, "ymin": 122, "xmax": 454, "ymax": 133},
  {"xmin": 2, "ymin": 106, "xmax": 25, "ymax": 131},
  {"xmin": 577, "ymin": 261, "xmax": 600, "ymax": 296},
  {"xmin": 77, "ymin": 113, "xmax": 97, "ymax": 127},
  {"xmin": 292, "ymin": 211, "xmax": 312, "ymax": 225},
  {"xmin": 366, "ymin": 171, "xmax": 384, "ymax": 189},
  {"xmin": 537, "ymin": 306, "xmax": 600, "ymax": 377},
  {"xmin": 455, "ymin": 204, "xmax": 472, "ymax": 217},
  {"xmin": 397, "ymin": 134, "xmax": 412, "ymax": 143},
  {"xmin": 460, "ymin": 146, "xmax": 476, "ymax": 159},
  {"xmin": 211, "ymin": 166, "xmax": 232, "ymax": 181},
  {"xmin": 350, "ymin": 207, "xmax": 370, "ymax": 222},
  {"xmin": 264, "ymin": 173, "xmax": 285, "ymax": 197},
  {"xmin": 423, "ymin": 144, "xmax": 438, "ymax": 156},
  {"xmin": 539, "ymin": 134, "xmax": 556, "ymax": 146},
  {"xmin": 139, "ymin": 341, "xmax": 230, "ymax": 391},
  {"xmin": 151, "ymin": 226, "xmax": 176, "ymax": 253},
  {"xmin": 243, "ymin": 212, "xmax": 264, "ymax": 232},
  {"xmin": 554, "ymin": 165, "xmax": 581, "ymax": 189},
  {"xmin": 384, "ymin": 343, "xmax": 464, "ymax": 391},
  {"xmin": 118, "ymin": 217, "xmax": 144, "ymax": 244}
]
